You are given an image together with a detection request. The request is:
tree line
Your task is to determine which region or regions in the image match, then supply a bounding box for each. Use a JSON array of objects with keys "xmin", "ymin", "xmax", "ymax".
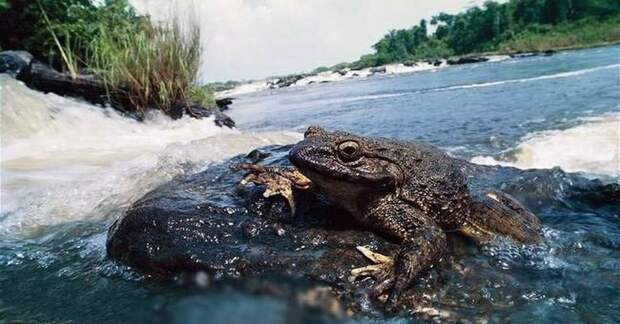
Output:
[{"xmin": 349, "ymin": 0, "xmax": 620, "ymax": 69}]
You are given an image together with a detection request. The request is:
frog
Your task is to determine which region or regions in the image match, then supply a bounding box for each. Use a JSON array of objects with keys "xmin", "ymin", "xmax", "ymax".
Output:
[{"xmin": 239, "ymin": 126, "xmax": 541, "ymax": 309}]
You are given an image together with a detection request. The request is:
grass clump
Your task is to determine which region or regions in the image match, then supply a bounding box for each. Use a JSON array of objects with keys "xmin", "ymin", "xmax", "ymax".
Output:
[
  {"xmin": 88, "ymin": 19, "xmax": 204, "ymax": 114},
  {"xmin": 6, "ymin": 0, "xmax": 211, "ymax": 117},
  {"xmin": 190, "ymin": 84, "xmax": 216, "ymax": 108}
]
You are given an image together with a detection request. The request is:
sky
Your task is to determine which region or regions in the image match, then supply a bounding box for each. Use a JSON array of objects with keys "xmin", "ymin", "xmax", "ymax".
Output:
[{"xmin": 130, "ymin": 0, "xmax": 492, "ymax": 82}]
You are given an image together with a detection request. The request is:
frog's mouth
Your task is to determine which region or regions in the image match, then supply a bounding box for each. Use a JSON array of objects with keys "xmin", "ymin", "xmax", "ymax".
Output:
[{"xmin": 289, "ymin": 140, "xmax": 396, "ymax": 186}]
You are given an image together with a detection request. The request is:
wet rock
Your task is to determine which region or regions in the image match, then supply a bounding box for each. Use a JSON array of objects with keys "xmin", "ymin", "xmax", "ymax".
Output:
[
  {"xmin": 106, "ymin": 149, "xmax": 409, "ymax": 312},
  {"xmin": 274, "ymin": 74, "xmax": 308, "ymax": 88},
  {"xmin": 107, "ymin": 146, "xmax": 618, "ymax": 315},
  {"xmin": 245, "ymin": 149, "xmax": 271, "ymax": 163},
  {"xmin": 17, "ymin": 59, "xmax": 114, "ymax": 109},
  {"xmin": 509, "ymin": 50, "xmax": 555, "ymax": 59},
  {"xmin": 0, "ymin": 50, "xmax": 33, "ymax": 77},
  {"xmin": 447, "ymin": 55, "xmax": 489, "ymax": 65},
  {"xmin": 369, "ymin": 66, "xmax": 386, "ymax": 74},
  {"xmin": 509, "ymin": 52, "xmax": 540, "ymax": 59},
  {"xmin": 215, "ymin": 97, "xmax": 234, "ymax": 111},
  {"xmin": 426, "ymin": 59, "xmax": 443, "ymax": 66},
  {"xmin": 463, "ymin": 163, "xmax": 619, "ymax": 212},
  {"xmin": 567, "ymin": 182, "xmax": 620, "ymax": 207}
]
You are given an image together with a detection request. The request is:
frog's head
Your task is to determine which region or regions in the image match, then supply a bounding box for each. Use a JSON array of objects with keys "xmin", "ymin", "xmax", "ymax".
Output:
[{"xmin": 289, "ymin": 126, "xmax": 406, "ymax": 212}]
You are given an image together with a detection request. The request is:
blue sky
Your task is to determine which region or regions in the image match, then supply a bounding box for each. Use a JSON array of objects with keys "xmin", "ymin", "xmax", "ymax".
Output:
[{"xmin": 131, "ymin": 0, "xmax": 495, "ymax": 82}]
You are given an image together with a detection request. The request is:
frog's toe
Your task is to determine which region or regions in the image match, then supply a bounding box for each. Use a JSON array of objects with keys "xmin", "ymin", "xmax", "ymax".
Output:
[
  {"xmin": 349, "ymin": 246, "xmax": 394, "ymax": 282},
  {"xmin": 237, "ymin": 163, "xmax": 301, "ymax": 213}
]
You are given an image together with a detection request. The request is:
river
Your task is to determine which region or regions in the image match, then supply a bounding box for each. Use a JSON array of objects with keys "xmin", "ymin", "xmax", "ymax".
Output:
[{"xmin": 0, "ymin": 45, "xmax": 618, "ymax": 323}]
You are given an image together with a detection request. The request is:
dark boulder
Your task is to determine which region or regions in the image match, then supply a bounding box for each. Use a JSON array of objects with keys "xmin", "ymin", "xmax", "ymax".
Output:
[
  {"xmin": 447, "ymin": 55, "xmax": 489, "ymax": 65},
  {"xmin": 215, "ymin": 97, "xmax": 234, "ymax": 111},
  {"xmin": 106, "ymin": 146, "xmax": 620, "ymax": 316},
  {"xmin": 174, "ymin": 102, "xmax": 236, "ymax": 128},
  {"xmin": 17, "ymin": 59, "xmax": 118, "ymax": 110},
  {"xmin": 429, "ymin": 59, "xmax": 443, "ymax": 66},
  {"xmin": 369, "ymin": 66, "xmax": 386, "ymax": 74},
  {"xmin": 0, "ymin": 50, "xmax": 33, "ymax": 77},
  {"xmin": 107, "ymin": 149, "xmax": 403, "ymax": 312},
  {"xmin": 107, "ymin": 149, "xmax": 390, "ymax": 280},
  {"xmin": 274, "ymin": 74, "xmax": 308, "ymax": 88},
  {"xmin": 509, "ymin": 50, "xmax": 555, "ymax": 59},
  {"xmin": 213, "ymin": 110, "xmax": 236, "ymax": 128}
]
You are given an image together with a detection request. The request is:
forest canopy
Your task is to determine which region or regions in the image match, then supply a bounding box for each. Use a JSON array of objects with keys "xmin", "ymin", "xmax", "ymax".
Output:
[{"xmin": 348, "ymin": 0, "xmax": 620, "ymax": 69}]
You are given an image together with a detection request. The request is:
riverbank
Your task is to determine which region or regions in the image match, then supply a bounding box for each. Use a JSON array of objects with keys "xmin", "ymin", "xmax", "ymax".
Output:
[
  {"xmin": 0, "ymin": 50, "xmax": 236, "ymax": 128},
  {"xmin": 216, "ymin": 44, "xmax": 587, "ymax": 98},
  {"xmin": 217, "ymin": 9, "xmax": 620, "ymax": 98},
  {"xmin": 0, "ymin": 1, "xmax": 226, "ymax": 125}
]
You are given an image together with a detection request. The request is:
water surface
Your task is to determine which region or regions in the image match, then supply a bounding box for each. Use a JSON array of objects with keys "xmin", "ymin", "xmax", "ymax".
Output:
[{"xmin": 1, "ymin": 45, "xmax": 619, "ymax": 323}]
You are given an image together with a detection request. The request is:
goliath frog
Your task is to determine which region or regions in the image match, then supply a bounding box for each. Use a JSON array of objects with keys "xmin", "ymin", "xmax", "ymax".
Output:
[{"xmin": 240, "ymin": 126, "xmax": 541, "ymax": 308}]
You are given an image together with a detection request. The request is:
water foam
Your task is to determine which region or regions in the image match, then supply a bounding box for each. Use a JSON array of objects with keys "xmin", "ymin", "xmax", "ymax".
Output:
[
  {"xmin": 472, "ymin": 113, "xmax": 620, "ymax": 177},
  {"xmin": 0, "ymin": 77, "xmax": 301, "ymax": 236},
  {"xmin": 437, "ymin": 63, "xmax": 620, "ymax": 92}
]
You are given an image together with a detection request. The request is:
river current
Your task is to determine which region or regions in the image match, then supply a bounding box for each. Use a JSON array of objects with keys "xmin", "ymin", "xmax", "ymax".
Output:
[{"xmin": 0, "ymin": 45, "xmax": 619, "ymax": 323}]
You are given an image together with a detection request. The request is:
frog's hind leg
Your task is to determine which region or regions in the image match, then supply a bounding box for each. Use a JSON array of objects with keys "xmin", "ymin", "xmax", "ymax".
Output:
[{"xmin": 460, "ymin": 190, "xmax": 542, "ymax": 245}]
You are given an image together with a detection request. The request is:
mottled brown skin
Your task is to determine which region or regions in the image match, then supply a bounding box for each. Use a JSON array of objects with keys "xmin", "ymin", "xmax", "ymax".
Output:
[{"xmin": 287, "ymin": 126, "xmax": 541, "ymax": 308}]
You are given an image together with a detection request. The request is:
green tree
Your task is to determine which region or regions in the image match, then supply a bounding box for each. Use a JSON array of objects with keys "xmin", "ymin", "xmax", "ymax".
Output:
[{"xmin": 348, "ymin": 0, "xmax": 619, "ymax": 68}]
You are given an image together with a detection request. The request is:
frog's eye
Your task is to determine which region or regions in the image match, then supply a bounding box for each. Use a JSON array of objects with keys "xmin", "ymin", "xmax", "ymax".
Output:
[{"xmin": 337, "ymin": 141, "xmax": 361, "ymax": 162}]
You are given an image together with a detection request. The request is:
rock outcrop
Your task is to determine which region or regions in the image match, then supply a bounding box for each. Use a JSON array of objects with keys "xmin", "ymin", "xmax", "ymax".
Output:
[{"xmin": 0, "ymin": 50, "xmax": 235, "ymax": 127}]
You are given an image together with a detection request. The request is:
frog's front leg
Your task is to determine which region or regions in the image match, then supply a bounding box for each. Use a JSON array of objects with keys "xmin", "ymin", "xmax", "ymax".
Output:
[
  {"xmin": 237, "ymin": 163, "xmax": 312, "ymax": 213},
  {"xmin": 356, "ymin": 202, "xmax": 447, "ymax": 309}
]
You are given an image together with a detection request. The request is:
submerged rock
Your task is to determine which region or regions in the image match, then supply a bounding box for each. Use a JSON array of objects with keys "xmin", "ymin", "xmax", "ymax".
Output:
[{"xmin": 447, "ymin": 55, "xmax": 489, "ymax": 65}]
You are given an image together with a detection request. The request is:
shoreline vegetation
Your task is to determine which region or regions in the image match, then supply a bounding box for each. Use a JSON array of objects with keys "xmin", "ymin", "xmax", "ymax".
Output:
[
  {"xmin": 0, "ymin": 0, "xmax": 231, "ymax": 125},
  {"xmin": 346, "ymin": 0, "xmax": 620, "ymax": 70},
  {"xmin": 216, "ymin": 0, "xmax": 619, "ymax": 96}
]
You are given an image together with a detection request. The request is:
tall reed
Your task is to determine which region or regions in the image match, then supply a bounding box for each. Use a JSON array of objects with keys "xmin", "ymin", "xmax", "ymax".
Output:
[
  {"xmin": 88, "ymin": 19, "xmax": 203, "ymax": 113},
  {"xmin": 37, "ymin": 0, "xmax": 79, "ymax": 79}
]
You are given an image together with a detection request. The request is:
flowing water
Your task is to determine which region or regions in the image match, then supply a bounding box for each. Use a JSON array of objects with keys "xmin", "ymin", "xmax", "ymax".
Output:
[{"xmin": 1, "ymin": 45, "xmax": 619, "ymax": 323}]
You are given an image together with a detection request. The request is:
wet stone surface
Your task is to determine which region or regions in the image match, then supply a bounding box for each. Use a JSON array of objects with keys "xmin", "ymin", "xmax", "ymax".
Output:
[{"xmin": 106, "ymin": 145, "xmax": 620, "ymax": 317}]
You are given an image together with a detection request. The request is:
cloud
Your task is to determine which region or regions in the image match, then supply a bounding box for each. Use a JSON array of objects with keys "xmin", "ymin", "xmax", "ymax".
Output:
[{"xmin": 130, "ymin": 0, "xmax": 490, "ymax": 81}]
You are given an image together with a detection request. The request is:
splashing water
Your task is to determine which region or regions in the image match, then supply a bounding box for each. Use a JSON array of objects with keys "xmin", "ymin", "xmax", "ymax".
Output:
[
  {"xmin": 471, "ymin": 113, "xmax": 620, "ymax": 177},
  {"xmin": 0, "ymin": 76, "xmax": 301, "ymax": 236},
  {"xmin": 1, "ymin": 45, "xmax": 619, "ymax": 323}
]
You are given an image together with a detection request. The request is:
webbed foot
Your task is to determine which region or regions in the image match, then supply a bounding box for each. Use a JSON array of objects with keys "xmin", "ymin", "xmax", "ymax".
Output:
[
  {"xmin": 238, "ymin": 163, "xmax": 312, "ymax": 214},
  {"xmin": 350, "ymin": 246, "xmax": 402, "ymax": 307},
  {"xmin": 349, "ymin": 246, "xmax": 394, "ymax": 282}
]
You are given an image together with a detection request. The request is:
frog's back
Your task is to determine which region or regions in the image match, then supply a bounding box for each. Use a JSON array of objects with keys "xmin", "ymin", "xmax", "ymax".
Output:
[{"xmin": 396, "ymin": 141, "xmax": 472, "ymax": 230}]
